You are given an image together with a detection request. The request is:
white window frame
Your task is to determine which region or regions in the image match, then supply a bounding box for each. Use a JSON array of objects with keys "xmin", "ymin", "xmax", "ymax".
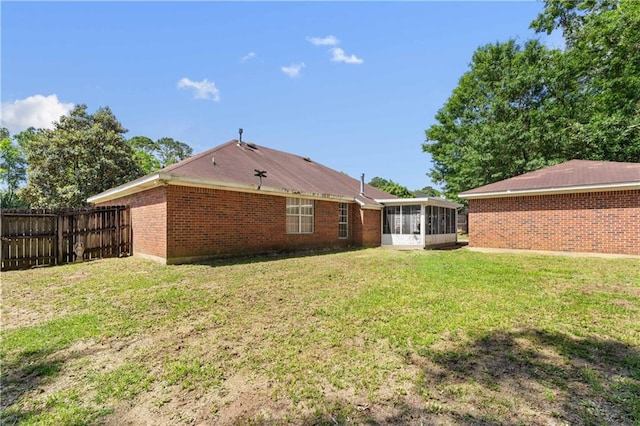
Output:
[
  {"xmin": 338, "ymin": 203, "xmax": 348, "ymax": 239},
  {"xmin": 286, "ymin": 197, "xmax": 314, "ymax": 234}
]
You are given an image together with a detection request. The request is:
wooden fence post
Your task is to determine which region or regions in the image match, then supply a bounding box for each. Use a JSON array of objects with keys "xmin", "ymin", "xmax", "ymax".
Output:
[{"xmin": 57, "ymin": 213, "xmax": 64, "ymax": 266}]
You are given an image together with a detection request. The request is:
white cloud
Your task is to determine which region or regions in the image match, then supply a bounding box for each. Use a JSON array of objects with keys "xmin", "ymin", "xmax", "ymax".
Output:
[
  {"xmin": 0, "ymin": 94, "xmax": 74, "ymax": 134},
  {"xmin": 177, "ymin": 77, "xmax": 220, "ymax": 101},
  {"xmin": 330, "ymin": 47, "xmax": 363, "ymax": 64},
  {"xmin": 241, "ymin": 52, "xmax": 256, "ymax": 63},
  {"xmin": 281, "ymin": 63, "xmax": 305, "ymax": 78},
  {"xmin": 307, "ymin": 35, "xmax": 340, "ymax": 46}
]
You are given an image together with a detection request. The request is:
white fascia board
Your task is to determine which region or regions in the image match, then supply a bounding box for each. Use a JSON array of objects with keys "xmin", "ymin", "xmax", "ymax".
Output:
[
  {"xmin": 88, "ymin": 173, "xmax": 358, "ymax": 204},
  {"xmin": 87, "ymin": 173, "xmax": 167, "ymax": 204},
  {"xmin": 354, "ymin": 196, "xmax": 383, "ymax": 210},
  {"xmin": 459, "ymin": 181, "xmax": 640, "ymax": 199},
  {"xmin": 376, "ymin": 197, "xmax": 463, "ymax": 209}
]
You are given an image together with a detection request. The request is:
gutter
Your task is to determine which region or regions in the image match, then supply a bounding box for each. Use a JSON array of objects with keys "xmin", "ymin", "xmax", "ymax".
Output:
[
  {"xmin": 375, "ymin": 197, "xmax": 463, "ymax": 209},
  {"xmin": 88, "ymin": 173, "xmax": 365, "ymax": 205},
  {"xmin": 459, "ymin": 181, "xmax": 640, "ymax": 199}
]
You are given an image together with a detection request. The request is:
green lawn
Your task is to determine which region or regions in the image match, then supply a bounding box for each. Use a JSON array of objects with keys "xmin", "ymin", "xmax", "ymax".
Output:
[{"xmin": 2, "ymin": 248, "xmax": 639, "ymax": 425}]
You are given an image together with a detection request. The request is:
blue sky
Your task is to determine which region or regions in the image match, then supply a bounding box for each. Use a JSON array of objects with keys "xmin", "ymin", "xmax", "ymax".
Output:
[{"xmin": 2, "ymin": 1, "xmax": 560, "ymax": 191}]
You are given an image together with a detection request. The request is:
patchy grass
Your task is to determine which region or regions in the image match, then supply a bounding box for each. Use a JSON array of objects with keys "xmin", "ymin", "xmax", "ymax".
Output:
[{"xmin": 1, "ymin": 248, "xmax": 639, "ymax": 424}]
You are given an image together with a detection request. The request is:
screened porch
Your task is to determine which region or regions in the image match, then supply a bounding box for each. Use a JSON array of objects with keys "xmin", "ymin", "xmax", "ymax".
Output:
[{"xmin": 377, "ymin": 197, "xmax": 462, "ymax": 248}]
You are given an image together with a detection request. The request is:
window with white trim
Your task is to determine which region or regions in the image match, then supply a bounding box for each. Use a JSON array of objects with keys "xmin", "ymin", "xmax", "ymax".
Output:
[
  {"xmin": 286, "ymin": 197, "xmax": 314, "ymax": 234},
  {"xmin": 338, "ymin": 203, "xmax": 348, "ymax": 239}
]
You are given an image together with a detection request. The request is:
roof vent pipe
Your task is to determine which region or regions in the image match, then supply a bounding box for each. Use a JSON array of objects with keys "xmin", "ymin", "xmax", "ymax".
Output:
[
  {"xmin": 239, "ymin": 128, "xmax": 243, "ymax": 144},
  {"xmin": 360, "ymin": 173, "xmax": 365, "ymax": 196}
]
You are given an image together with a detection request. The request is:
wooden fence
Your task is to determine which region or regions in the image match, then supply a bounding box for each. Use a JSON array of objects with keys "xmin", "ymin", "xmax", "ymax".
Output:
[
  {"xmin": 1, "ymin": 206, "xmax": 131, "ymax": 271},
  {"xmin": 457, "ymin": 214, "xmax": 468, "ymax": 234}
]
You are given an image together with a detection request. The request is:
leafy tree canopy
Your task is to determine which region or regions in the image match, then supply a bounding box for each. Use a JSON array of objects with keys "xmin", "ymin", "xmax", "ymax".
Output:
[
  {"xmin": 22, "ymin": 105, "xmax": 143, "ymax": 208},
  {"xmin": 127, "ymin": 136, "xmax": 193, "ymax": 174},
  {"xmin": 424, "ymin": 0, "xmax": 640, "ymax": 200},
  {"xmin": 414, "ymin": 186, "xmax": 441, "ymax": 197},
  {"xmin": 368, "ymin": 177, "xmax": 414, "ymax": 198},
  {"xmin": 0, "ymin": 128, "xmax": 28, "ymax": 208}
]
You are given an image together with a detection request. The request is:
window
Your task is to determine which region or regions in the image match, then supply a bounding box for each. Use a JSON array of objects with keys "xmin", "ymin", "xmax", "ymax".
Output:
[
  {"xmin": 338, "ymin": 203, "xmax": 348, "ymax": 238},
  {"xmin": 286, "ymin": 198, "xmax": 314, "ymax": 233},
  {"xmin": 383, "ymin": 205, "xmax": 421, "ymax": 235}
]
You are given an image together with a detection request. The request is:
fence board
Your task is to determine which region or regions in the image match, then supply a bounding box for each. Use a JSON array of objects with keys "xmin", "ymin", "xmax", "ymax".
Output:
[{"xmin": 1, "ymin": 206, "xmax": 131, "ymax": 271}]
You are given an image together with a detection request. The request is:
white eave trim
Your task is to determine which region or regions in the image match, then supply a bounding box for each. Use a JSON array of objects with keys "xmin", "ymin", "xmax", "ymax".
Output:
[
  {"xmin": 87, "ymin": 173, "xmax": 167, "ymax": 203},
  {"xmin": 87, "ymin": 173, "xmax": 369, "ymax": 205},
  {"xmin": 375, "ymin": 197, "xmax": 463, "ymax": 209},
  {"xmin": 459, "ymin": 181, "xmax": 640, "ymax": 199}
]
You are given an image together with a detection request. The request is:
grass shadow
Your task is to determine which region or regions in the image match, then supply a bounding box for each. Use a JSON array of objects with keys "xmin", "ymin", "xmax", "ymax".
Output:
[
  {"xmin": 403, "ymin": 329, "xmax": 640, "ymax": 425},
  {"xmin": 177, "ymin": 246, "xmax": 374, "ymax": 268},
  {"xmin": 1, "ymin": 349, "xmax": 66, "ymax": 411},
  {"xmin": 1, "ymin": 344, "xmax": 112, "ymax": 424}
]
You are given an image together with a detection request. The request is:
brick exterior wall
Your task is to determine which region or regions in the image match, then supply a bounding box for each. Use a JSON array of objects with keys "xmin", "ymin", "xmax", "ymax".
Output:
[
  {"xmin": 468, "ymin": 190, "xmax": 640, "ymax": 255},
  {"xmin": 97, "ymin": 186, "xmax": 168, "ymax": 259},
  {"xmin": 97, "ymin": 184, "xmax": 384, "ymax": 263},
  {"xmin": 352, "ymin": 208, "xmax": 382, "ymax": 247},
  {"xmin": 164, "ymin": 185, "xmax": 382, "ymax": 262}
]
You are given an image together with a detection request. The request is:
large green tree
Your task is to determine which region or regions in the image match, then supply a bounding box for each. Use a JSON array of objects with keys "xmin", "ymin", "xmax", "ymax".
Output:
[
  {"xmin": 424, "ymin": 0, "xmax": 640, "ymax": 199},
  {"xmin": 22, "ymin": 105, "xmax": 143, "ymax": 208},
  {"xmin": 127, "ymin": 136, "xmax": 193, "ymax": 174},
  {"xmin": 424, "ymin": 40, "xmax": 568, "ymax": 199},
  {"xmin": 531, "ymin": 0, "xmax": 640, "ymax": 162},
  {"xmin": 128, "ymin": 136, "xmax": 162, "ymax": 174},
  {"xmin": 0, "ymin": 127, "xmax": 28, "ymax": 208},
  {"xmin": 368, "ymin": 177, "xmax": 414, "ymax": 198}
]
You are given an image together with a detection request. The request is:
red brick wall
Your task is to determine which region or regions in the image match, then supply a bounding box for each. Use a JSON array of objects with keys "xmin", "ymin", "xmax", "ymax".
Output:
[
  {"xmin": 165, "ymin": 185, "xmax": 365, "ymax": 261},
  {"xmin": 352, "ymin": 207, "xmax": 382, "ymax": 247},
  {"xmin": 96, "ymin": 186, "xmax": 168, "ymax": 259},
  {"xmin": 468, "ymin": 190, "xmax": 640, "ymax": 255}
]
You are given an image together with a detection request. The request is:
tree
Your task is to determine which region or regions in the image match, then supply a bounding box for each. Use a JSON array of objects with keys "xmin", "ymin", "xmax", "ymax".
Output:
[
  {"xmin": 424, "ymin": 0, "xmax": 640, "ymax": 199},
  {"xmin": 128, "ymin": 136, "xmax": 162, "ymax": 174},
  {"xmin": 127, "ymin": 136, "xmax": 193, "ymax": 174},
  {"xmin": 22, "ymin": 105, "xmax": 143, "ymax": 208},
  {"xmin": 531, "ymin": 0, "xmax": 640, "ymax": 163},
  {"xmin": 0, "ymin": 128, "xmax": 28, "ymax": 208},
  {"xmin": 423, "ymin": 40, "xmax": 568, "ymax": 199},
  {"xmin": 155, "ymin": 137, "xmax": 193, "ymax": 168},
  {"xmin": 368, "ymin": 177, "xmax": 414, "ymax": 198},
  {"xmin": 414, "ymin": 186, "xmax": 441, "ymax": 197}
]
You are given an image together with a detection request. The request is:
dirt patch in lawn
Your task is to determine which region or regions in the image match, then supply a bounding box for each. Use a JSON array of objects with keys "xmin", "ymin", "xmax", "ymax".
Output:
[{"xmin": 2, "ymin": 253, "xmax": 639, "ymax": 425}]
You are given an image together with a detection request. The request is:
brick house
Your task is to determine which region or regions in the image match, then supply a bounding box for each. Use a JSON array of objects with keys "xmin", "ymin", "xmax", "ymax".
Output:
[
  {"xmin": 88, "ymin": 140, "xmax": 460, "ymax": 264},
  {"xmin": 459, "ymin": 160, "xmax": 640, "ymax": 255}
]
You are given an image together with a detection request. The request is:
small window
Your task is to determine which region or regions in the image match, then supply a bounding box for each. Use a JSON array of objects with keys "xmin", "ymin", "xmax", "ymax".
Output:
[
  {"xmin": 339, "ymin": 203, "xmax": 348, "ymax": 238},
  {"xmin": 286, "ymin": 197, "xmax": 314, "ymax": 234}
]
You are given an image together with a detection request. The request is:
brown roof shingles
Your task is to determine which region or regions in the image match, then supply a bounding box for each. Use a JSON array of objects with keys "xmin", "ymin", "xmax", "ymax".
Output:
[
  {"xmin": 159, "ymin": 140, "xmax": 395, "ymax": 205},
  {"xmin": 460, "ymin": 160, "xmax": 640, "ymax": 196}
]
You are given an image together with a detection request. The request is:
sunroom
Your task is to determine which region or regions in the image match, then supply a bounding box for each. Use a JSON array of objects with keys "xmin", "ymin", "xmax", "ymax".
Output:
[{"xmin": 377, "ymin": 197, "xmax": 463, "ymax": 248}]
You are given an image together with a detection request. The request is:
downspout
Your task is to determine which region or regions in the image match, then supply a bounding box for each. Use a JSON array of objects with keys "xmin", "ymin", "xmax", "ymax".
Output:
[{"xmin": 421, "ymin": 204, "xmax": 426, "ymax": 249}]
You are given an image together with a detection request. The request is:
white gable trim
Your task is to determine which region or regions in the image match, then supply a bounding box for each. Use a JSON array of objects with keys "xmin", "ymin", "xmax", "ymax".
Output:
[
  {"xmin": 376, "ymin": 197, "xmax": 463, "ymax": 209},
  {"xmin": 459, "ymin": 181, "xmax": 640, "ymax": 199}
]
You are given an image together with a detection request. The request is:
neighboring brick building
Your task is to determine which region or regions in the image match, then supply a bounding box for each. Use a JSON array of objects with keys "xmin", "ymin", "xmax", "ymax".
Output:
[
  {"xmin": 88, "ymin": 140, "xmax": 400, "ymax": 264},
  {"xmin": 459, "ymin": 160, "xmax": 640, "ymax": 255}
]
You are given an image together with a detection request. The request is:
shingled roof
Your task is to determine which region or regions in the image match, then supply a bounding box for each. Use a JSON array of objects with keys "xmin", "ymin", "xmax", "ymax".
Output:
[
  {"xmin": 88, "ymin": 140, "xmax": 395, "ymax": 206},
  {"xmin": 459, "ymin": 160, "xmax": 640, "ymax": 198}
]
